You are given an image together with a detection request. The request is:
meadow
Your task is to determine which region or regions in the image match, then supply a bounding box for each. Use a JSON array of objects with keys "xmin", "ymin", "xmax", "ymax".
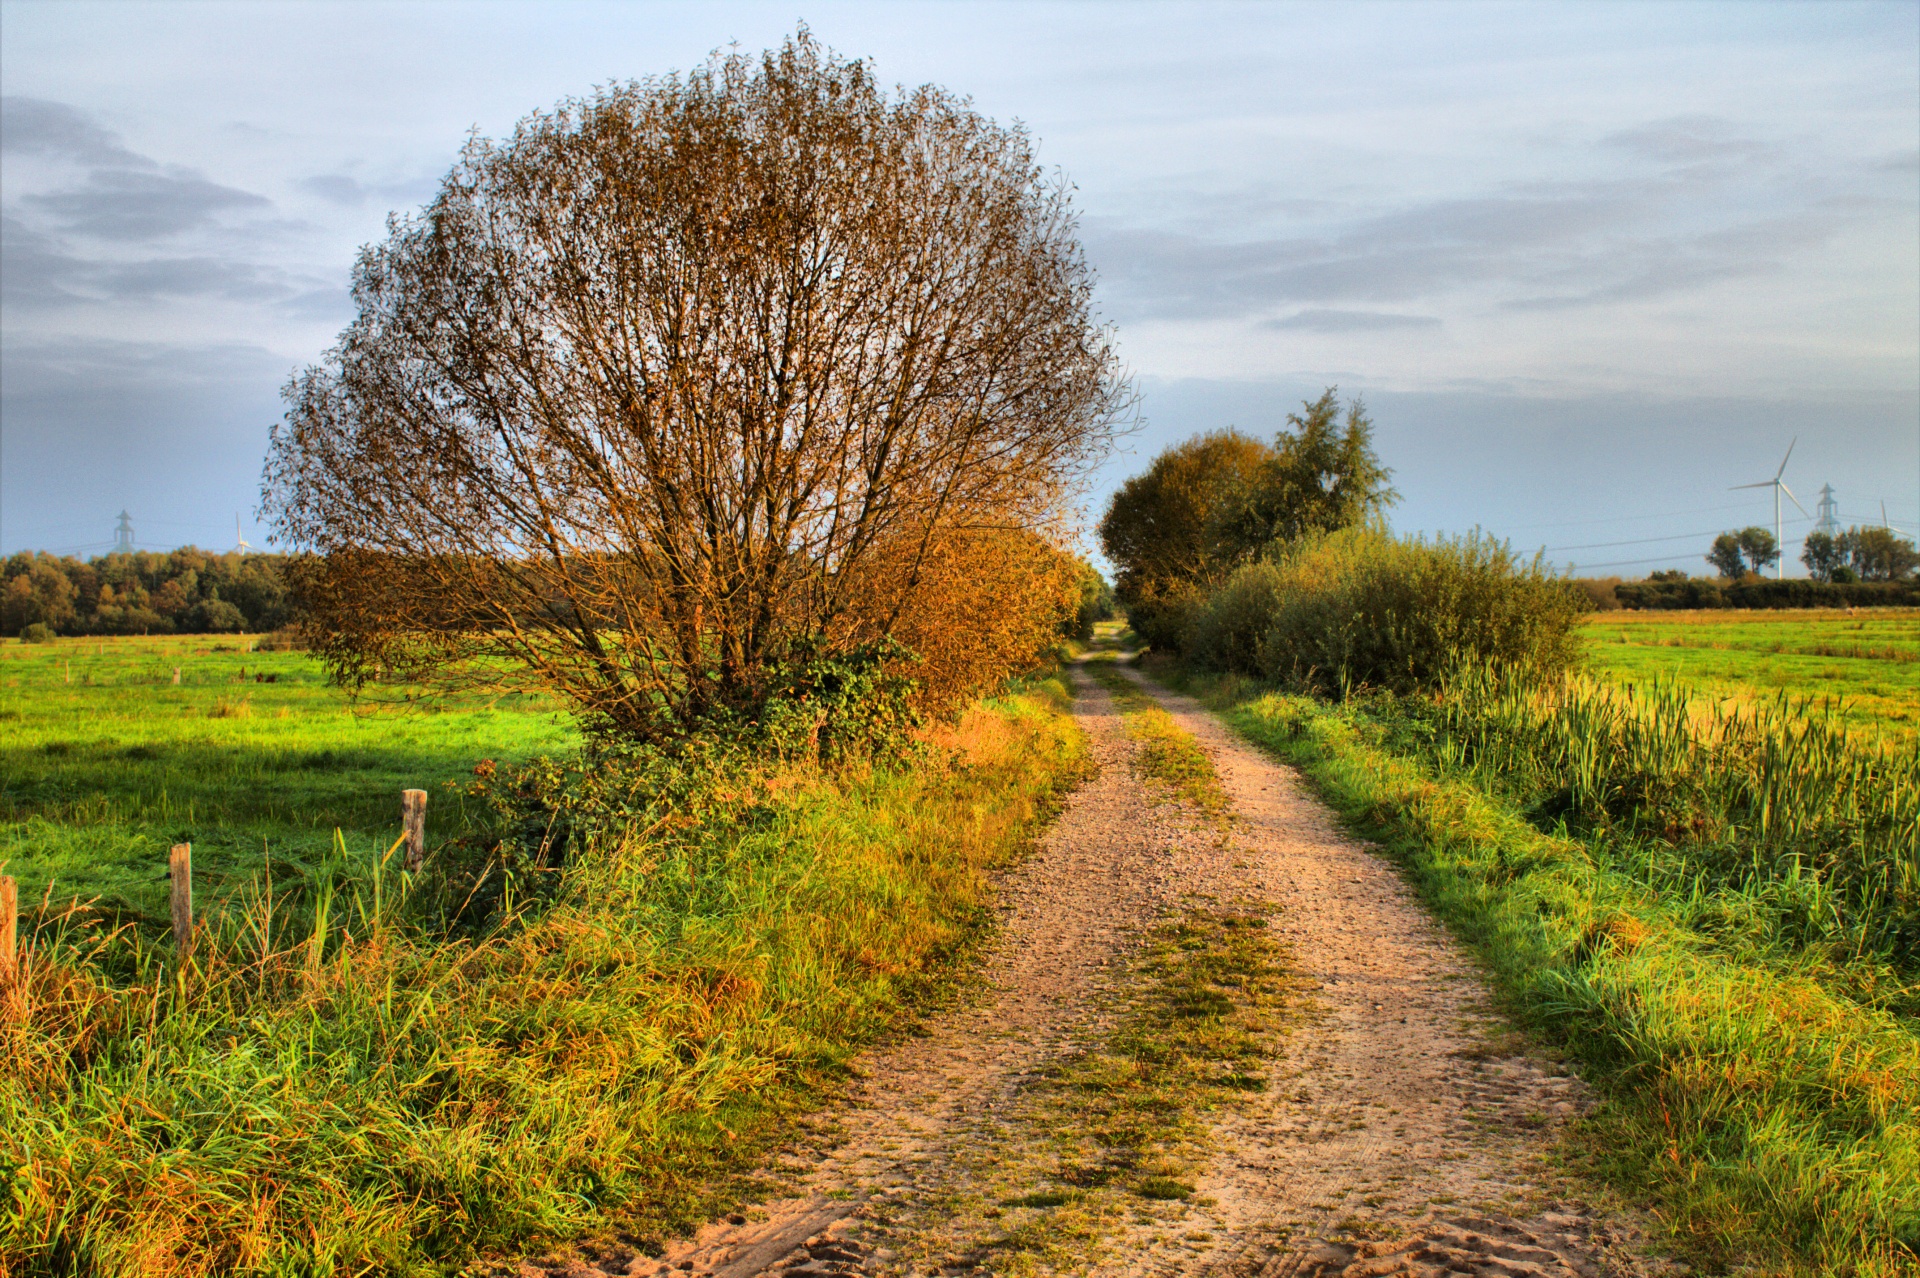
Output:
[
  {"xmin": 3, "ymin": 631, "xmax": 1087, "ymax": 1274},
  {"xmin": 0, "ymin": 634, "xmax": 576, "ymax": 927},
  {"xmin": 1580, "ymin": 608, "xmax": 1920, "ymax": 739}
]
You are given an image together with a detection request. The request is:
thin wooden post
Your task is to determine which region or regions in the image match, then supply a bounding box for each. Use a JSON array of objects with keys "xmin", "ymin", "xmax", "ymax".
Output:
[
  {"xmin": 1, "ymin": 875, "xmax": 17, "ymax": 988},
  {"xmin": 169, "ymin": 843, "xmax": 193, "ymax": 954},
  {"xmin": 172, "ymin": 666, "xmax": 181, "ymax": 686},
  {"xmin": 402, "ymin": 790, "xmax": 427, "ymax": 872}
]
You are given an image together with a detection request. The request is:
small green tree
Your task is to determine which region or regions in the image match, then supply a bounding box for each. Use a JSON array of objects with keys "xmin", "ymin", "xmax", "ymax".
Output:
[
  {"xmin": 1098, "ymin": 430, "xmax": 1275, "ymax": 649},
  {"xmin": 1706, "ymin": 532, "xmax": 1748, "ymax": 580},
  {"xmin": 1839, "ymin": 526, "xmax": 1920, "ymax": 581},
  {"xmin": 1801, "ymin": 530, "xmax": 1845, "ymax": 581},
  {"xmin": 1209, "ymin": 388, "xmax": 1396, "ymax": 561},
  {"xmin": 1707, "ymin": 526, "xmax": 1775, "ymax": 579},
  {"xmin": 1737, "ymin": 526, "xmax": 1779, "ymax": 577},
  {"xmin": 1, "ymin": 555, "xmax": 78, "ymax": 637},
  {"xmin": 1062, "ymin": 559, "xmax": 1114, "ymax": 642}
]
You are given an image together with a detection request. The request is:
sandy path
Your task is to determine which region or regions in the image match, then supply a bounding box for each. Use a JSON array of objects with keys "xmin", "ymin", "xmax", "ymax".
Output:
[
  {"xmin": 510, "ymin": 663, "xmax": 1670, "ymax": 1278},
  {"xmin": 1107, "ymin": 667, "xmax": 1668, "ymax": 1278}
]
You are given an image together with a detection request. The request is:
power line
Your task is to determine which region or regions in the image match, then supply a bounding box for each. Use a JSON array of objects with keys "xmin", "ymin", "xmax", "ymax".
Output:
[
  {"xmin": 1543, "ymin": 516, "xmax": 1816, "ymax": 554},
  {"xmin": 1563, "ymin": 553, "xmax": 1709, "ymax": 571},
  {"xmin": 1499, "ymin": 498, "xmax": 1800, "ymax": 533}
]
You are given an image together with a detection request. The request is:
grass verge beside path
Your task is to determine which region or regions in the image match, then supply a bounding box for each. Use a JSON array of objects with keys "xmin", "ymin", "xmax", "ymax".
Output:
[
  {"xmin": 3, "ymin": 676, "xmax": 1086, "ymax": 1277},
  {"xmin": 1159, "ymin": 666, "xmax": 1919, "ymax": 1278}
]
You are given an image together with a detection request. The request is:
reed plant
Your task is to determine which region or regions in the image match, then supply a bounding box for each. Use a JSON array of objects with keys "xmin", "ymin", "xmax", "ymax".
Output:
[{"xmin": 1434, "ymin": 665, "xmax": 1920, "ymax": 990}]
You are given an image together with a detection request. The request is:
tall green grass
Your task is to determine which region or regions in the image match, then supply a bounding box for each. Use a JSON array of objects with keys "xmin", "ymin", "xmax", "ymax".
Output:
[
  {"xmin": 1434, "ymin": 666, "xmax": 1920, "ymax": 990},
  {"xmin": 3, "ymin": 678, "xmax": 1085, "ymax": 1275},
  {"xmin": 1168, "ymin": 668, "xmax": 1919, "ymax": 1276}
]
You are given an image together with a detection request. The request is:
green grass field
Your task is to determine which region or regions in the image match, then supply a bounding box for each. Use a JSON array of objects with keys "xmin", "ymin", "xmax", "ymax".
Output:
[
  {"xmin": 1580, "ymin": 608, "xmax": 1920, "ymax": 739},
  {"xmin": 0, "ymin": 634, "xmax": 577, "ymax": 925},
  {"xmin": 5, "ymin": 633, "xmax": 1087, "ymax": 1274}
]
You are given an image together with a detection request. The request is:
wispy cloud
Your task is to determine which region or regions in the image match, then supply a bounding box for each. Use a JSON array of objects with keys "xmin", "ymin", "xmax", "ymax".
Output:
[
  {"xmin": 297, "ymin": 174, "xmax": 370, "ymax": 206},
  {"xmin": 0, "ymin": 96, "xmax": 153, "ymax": 168},
  {"xmin": 1264, "ymin": 309, "xmax": 1441, "ymax": 332},
  {"xmin": 1, "ymin": 98, "xmax": 300, "ymax": 317},
  {"xmin": 26, "ymin": 167, "xmax": 271, "ymax": 240},
  {"xmin": 1088, "ymin": 117, "xmax": 1887, "ymax": 327}
]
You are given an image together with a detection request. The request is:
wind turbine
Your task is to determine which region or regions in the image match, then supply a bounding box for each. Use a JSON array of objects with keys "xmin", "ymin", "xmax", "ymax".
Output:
[{"xmin": 1731, "ymin": 438, "xmax": 1807, "ymax": 579}]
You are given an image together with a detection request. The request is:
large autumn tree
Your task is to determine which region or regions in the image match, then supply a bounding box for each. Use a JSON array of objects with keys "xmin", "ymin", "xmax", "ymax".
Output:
[{"xmin": 264, "ymin": 32, "xmax": 1127, "ymax": 742}]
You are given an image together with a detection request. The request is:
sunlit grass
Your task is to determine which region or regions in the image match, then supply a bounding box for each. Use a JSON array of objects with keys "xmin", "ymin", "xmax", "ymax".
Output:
[
  {"xmin": 3, "ymin": 659, "xmax": 1088, "ymax": 1274},
  {"xmin": 1086, "ymin": 663, "xmax": 1230, "ymax": 823},
  {"xmin": 0, "ymin": 634, "xmax": 576, "ymax": 924},
  {"xmin": 1579, "ymin": 609, "xmax": 1920, "ymax": 741}
]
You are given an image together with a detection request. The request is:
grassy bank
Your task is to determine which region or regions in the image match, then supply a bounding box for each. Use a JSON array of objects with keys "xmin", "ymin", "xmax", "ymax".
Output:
[
  {"xmin": 1158, "ymin": 663, "xmax": 1918, "ymax": 1277},
  {"xmin": 3, "ymin": 675, "xmax": 1085, "ymax": 1275}
]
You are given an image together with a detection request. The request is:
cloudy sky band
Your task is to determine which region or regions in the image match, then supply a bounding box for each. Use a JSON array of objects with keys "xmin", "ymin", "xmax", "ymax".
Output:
[{"xmin": 1, "ymin": 0, "xmax": 1914, "ymax": 571}]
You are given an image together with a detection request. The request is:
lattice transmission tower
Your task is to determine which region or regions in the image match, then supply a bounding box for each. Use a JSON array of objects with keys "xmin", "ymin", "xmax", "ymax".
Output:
[{"xmin": 1814, "ymin": 485, "xmax": 1840, "ymax": 537}]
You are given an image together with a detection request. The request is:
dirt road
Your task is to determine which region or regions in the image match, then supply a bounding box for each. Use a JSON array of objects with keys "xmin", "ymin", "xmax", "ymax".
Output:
[{"xmin": 516, "ymin": 663, "xmax": 1672, "ymax": 1278}]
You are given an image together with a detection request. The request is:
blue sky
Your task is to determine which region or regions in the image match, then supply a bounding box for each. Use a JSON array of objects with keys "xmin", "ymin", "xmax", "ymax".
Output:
[{"xmin": 2, "ymin": 0, "xmax": 1915, "ymax": 574}]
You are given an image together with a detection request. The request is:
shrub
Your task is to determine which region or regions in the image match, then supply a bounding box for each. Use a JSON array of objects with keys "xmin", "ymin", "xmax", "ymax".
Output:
[
  {"xmin": 1726, "ymin": 578, "xmax": 1920, "ymax": 610},
  {"xmin": 1569, "ymin": 576, "xmax": 1622, "ymax": 611},
  {"xmin": 189, "ymin": 596, "xmax": 247, "ymax": 634},
  {"xmin": 1613, "ymin": 574, "xmax": 1728, "ymax": 610},
  {"xmin": 1186, "ymin": 527, "xmax": 1583, "ymax": 694},
  {"xmin": 1180, "ymin": 562, "xmax": 1286, "ymax": 673},
  {"xmin": 1124, "ymin": 579, "xmax": 1209, "ymax": 655},
  {"xmin": 18, "ymin": 621, "xmax": 55, "ymax": 643},
  {"xmin": 1614, "ymin": 575, "xmax": 1920, "ymax": 610}
]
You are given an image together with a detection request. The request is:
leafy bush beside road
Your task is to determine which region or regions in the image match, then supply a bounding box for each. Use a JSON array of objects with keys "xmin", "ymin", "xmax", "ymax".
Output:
[{"xmin": 1181, "ymin": 526, "xmax": 1585, "ymax": 694}]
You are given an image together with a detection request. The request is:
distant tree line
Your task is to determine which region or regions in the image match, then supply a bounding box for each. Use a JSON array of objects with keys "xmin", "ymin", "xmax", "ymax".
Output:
[
  {"xmin": 1613, "ymin": 569, "xmax": 1919, "ymax": 611},
  {"xmin": 3, "ymin": 549, "xmax": 293, "ymax": 639},
  {"xmin": 1704, "ymin": 523, "xmax": 1916, "ymax": 584}
]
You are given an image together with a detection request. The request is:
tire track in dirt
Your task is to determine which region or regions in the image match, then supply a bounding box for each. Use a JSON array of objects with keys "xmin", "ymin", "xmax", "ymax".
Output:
[
  {"xmin": 503, "ymin": 661, "xmax": 1679, "ymax": 1278},
  {"xmin": 1106, "ymin": 665, "xmax": 1679, "ymax": 1278}
]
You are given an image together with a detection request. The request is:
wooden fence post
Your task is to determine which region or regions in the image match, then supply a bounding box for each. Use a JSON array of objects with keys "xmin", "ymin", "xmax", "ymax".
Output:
[
  {"xmin": 402, "ymin": 790, "xmax": 427, "ymax": 872},
  {"xmin": 172, "ymin": 667, "xmax": 181, "ymax": 686},
  {"xmin": 169, "ymin": 843, "xmax": 193, "ymax": 954},
  {"xmin": 1, "ymin": 875, "xmax": 17, "ymax": 989}
]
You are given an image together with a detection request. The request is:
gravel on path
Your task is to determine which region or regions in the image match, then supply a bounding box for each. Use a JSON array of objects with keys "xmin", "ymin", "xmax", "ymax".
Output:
[{"xmin": 504, "ymin": 662, "xmax": 1678, "ymax": 1278}]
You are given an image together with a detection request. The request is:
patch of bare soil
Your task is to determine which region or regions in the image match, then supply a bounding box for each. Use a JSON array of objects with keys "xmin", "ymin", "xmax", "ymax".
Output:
[{"xmin": 504, "ymin": 664, "xmax": 1678, "ymax": 1278}]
